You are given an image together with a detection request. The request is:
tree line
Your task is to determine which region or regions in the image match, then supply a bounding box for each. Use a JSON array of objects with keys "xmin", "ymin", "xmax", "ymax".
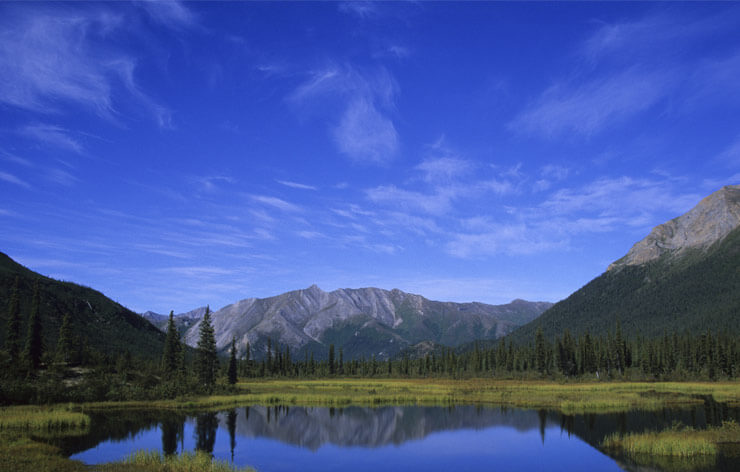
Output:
[
  {"xmin": 229, "ymin": 320, "xmax": 740, "ymax": 382},
  {"xmin": 3, "ymin": 279, "xmax": 740, "ymax": 405}
]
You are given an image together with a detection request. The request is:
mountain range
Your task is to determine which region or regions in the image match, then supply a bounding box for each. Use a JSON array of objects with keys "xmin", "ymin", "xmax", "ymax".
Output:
[
  {"xmin": 2, "ymin": 184, "xmax": 738, "ymax": 362},
  {"xmin": 144, "ymin": 288, "xmax": 552, "ymax": 360}
]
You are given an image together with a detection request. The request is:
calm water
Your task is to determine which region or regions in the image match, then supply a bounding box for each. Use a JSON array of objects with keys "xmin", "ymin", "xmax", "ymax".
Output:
[{"xmin": 57, "ymin": 400, "xmax": 740, "ymax": 472}]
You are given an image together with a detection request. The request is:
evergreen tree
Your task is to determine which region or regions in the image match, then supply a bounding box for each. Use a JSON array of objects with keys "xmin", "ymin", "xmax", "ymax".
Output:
[
  {"xmin": 5, "ymin": 276, "xmax": 21, "ymax": 363},
  {"xmin": 534, "ymin": 327, "xmax": 547, "ymax": 374},
  {"xmin": 162, "ymin": 311, "xmax": 181, "ymax": 375},
  {"xmin": 328, "ymin": 344, "xmax": 335, "ymax": 375},
  {"xmin": 178, "ymin": 340, "xmax": 187, "ymax": 379},
  {"xmin": 228, "ymin": 336, "xmax": 238, "ymax": 385},
  {"xmin": 614, "ymin": 319, "xmax": 626, "ymax": 374},
  {"xmin": 338, "ymin": 347, "xmax": 344, "ymax": 375},
  {"xmin": 196, "ymin": 306, "xmax": 218, "ymax": 390},
  {"xmin": 55, "ymin": 313, "xmax": 73, "ymax": 365},
  {"xmin": 582, "ymin": 331, "xmax": 596, "ymax": 374},
  {"xmin": 23, "ymin": 281, "xmax": 43, "ymax": 371}
]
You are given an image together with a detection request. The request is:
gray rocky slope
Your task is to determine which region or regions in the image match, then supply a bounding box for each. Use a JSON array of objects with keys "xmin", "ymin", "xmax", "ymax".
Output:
[
  {"xmin": 609, "ymin": 184, "xmax": 740, "ymax": 270},
  {"xmin": 144, "ymin": 286, "xmax": 552, "ymax": 360}
]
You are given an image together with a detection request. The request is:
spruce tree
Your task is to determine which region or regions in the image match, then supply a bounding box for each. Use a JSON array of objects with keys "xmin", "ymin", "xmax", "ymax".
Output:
[
  {"xmin": 228, "ymin": 336, "xmax": 238, "ymax": 385},
  {"xmin": 5, "ymin": 276, "xmax": 21, "ymax": 364},
  {"xmin": 162, "ymin": 311, "xmax": 181, "ymax": 375},
  {"xmin": 534, "ymin": 327, "xmax": 547, "ymax": 374},
  {"xmin": 614, "ymin": 319, "xmax": 626, "ymax": 374},
  {"xmin": 328, "ymin": 344, "xmax": 335, "ymax": 375},
  {"xmin": 196, "ymin": 306, "xmax": 218, "ymax": 390},
  {"xmin": 178, "ymin": 340, "xmax": 187, "ymax": 379},
  {"xmin": 23, "ymin": 281, "xmax": 43, "ymax": 371},
  {"xmin": 55, "ymin": 313, "xmax": 73, "ymax": 365}
]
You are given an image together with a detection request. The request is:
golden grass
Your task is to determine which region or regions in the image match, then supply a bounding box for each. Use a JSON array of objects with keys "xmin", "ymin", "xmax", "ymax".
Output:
[
  {"xmin": 100, "ymin": 450, "xmax": 254, "ymax": 472},
  {"xmin": 603, "ymin": 420, "xmax": 740, "ymax": 457},
  {"xmin": 0, "ymin": 405, "xmax": 90, "ymax": 432},
  {"xmin": 3, "ymin": 379, "xmax": 740, "ymax": 471},
  {"xmin": 80, "ymin": 379, "xmax": 737, "ymax": 415}
]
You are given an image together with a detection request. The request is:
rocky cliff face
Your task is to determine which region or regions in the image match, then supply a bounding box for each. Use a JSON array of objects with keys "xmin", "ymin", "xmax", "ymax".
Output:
[
  {"xmin": 148, "ymin": 286, "xmax": 552, "ymax": 360},
  {"xmin": 609, "ymin": 185, "xmax": 740, "ymax": 270}
]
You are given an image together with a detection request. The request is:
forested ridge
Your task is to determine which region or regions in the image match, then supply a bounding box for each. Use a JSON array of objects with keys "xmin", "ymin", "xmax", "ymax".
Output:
[
  {"xmin": 511, "ymin": 225, "xmax": 740, "ymax": 343},
  {"xmin": 0, "ymin": 252, "xmax": 167, "ymax": 362}
]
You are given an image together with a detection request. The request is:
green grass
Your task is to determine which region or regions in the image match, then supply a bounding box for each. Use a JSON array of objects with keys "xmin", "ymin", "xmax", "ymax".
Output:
[
  {"xmin": 0, "ymin": 405, "xmax": 90, "ymax": 432},
  {"xmin": 100, "ymin": 450, "xmax": 254, "ymax": 472},
  {"xmin": 0, "ymin": 436, "xmax": 254, "ymax": 472},
  {"xmin": 0, "ymin": 434, "xmax": 86, "ymax": 472},
  {"xmin": 81, "ymin": 379, "xmax": 737, "ymax": 414},
  {"xmin": 603, "ymin": 420, "xmax": 740, "ymax": 457}
]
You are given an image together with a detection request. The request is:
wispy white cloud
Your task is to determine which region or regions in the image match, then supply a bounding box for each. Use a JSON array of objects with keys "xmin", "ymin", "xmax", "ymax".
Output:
[
  {"xmin": 367, "ymin": 185, "xmax": 452, "ymax": 215},
  {"xmin": 1, "ymin": 152, "xmax": 33, "ymax": 167},
  {"xmin": 137, "ymin": 0, "xmax": 197, "ymax": 30},
  {"xmin": 332, "ymin": 96, "xmax": 399, "ymax": 165},
  {"xmin": 290, "ymin": 64, "xmax": 399, "ymax": 165},
  {"xmin": 366, "ymin": 143, "xmax": 518, "ymax": 216},
  {"xmin": 135, "ymin": 244, "xmax": 191, "ymax": 259},
  {"xmin": 250, "ymin": 195, "xmax": 302, "ymax": 213},
  {"xmin": 277, "ymin": 180, "xmax": 317, "ymax": 191},
  {"xmin": 379, "ymin": 45, "xmax": 411, "ymax": 60},
  {"xmin": 338, "ymin": 1, "xmax": 379, "ymax": 19},
  {"xmin": 0, "ymin": 10, "xmax": 117, "ymax": 116},
  {"xmin": 540, "ymin": 176, "xmax": 699, "ymax": 223},
  {"xmin": 511, "ymin": 9, "xmax": 740, "ymax": 140},
  {"xmin": 581, "ymin": 10, "xmax": 737, "ymax": 65},
  {"xmin": 45, "ymin": 168, "xmax": 79, "ymax": 187},
  {"xmin": 157, "ymin": 266, "xmax": 237, "ymax": 277},
  {"xmin": 18, "ymin": 123, "xmax": 84, "ymax": 153},
  {"xmin": 446, "ymin": 224, "xmax": 566, "ymax": 258},
  {"xmin": 297, "ymin": 230, "xmax": 325, "ymax": 239},
  {"xmin": 195, "ymin": 175, "xmax": 235, "ymax": 192},
  {"xmin": 533, "ymin": 164, "xmax": 570, "ymax": 192},
  {"xmin": 510, "ymin": 68, "xmax": 672, "ymax": 138},
  {"xmin": 0, "ymin": 5, "xmax": 172, "ymax": 126},
  {"xmin": 541, "ymin": 164, "xmax": 570, "ymax": 180},
  {"xmin": 415, "ymin": 157, "xmax": 474, "ymax": 184},
  {"xmin": 0, "ymin": 171, "xmax": 31, "ymax": 189}
]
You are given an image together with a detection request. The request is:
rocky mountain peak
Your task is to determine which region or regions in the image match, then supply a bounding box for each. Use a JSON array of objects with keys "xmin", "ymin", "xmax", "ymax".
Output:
[
  {"xmin": 608, "ymin": 184, "xmax": 740, "ymax": 271},
  {"xmin": 150, "ymin": 285, "xmax": 552, "ymax": 360}
]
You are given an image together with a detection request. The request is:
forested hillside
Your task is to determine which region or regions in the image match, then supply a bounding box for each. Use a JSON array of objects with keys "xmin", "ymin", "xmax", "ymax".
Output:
[
  {"xmin": 0, "ymin": 252, "xmax": 166, "ymax": 362},
  {"xmin": 511, "ymin": 224, "xmax": 740, "ymax": 343}
]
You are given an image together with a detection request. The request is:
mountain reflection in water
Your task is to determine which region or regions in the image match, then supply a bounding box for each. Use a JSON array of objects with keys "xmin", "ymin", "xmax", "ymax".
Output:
[{"xmin": 66, "ymin": 401, "xmax": 740, "ymax": 472}]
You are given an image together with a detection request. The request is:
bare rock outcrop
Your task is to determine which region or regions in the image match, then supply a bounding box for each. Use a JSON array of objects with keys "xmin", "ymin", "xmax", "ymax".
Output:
[
  {"xmin": 608, "ymin": 185, "xmax": 740, "ymax": 271},
  {"xmin": 151, "ymin": 286, "xmax": 552, "ymax": 360}
]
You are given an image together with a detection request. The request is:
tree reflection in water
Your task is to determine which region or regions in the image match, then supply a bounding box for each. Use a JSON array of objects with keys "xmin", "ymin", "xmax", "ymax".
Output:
[
  {"xmin": 195, "ymin": 412, "xmax": 218, "ymax": 454},
  {"xmin": 161, "ymin": 418, "xmax": 184, "ymax": 456},
  {"xmin": 227, "ymin": 410, "xmax": 237, "ymax": 462}
]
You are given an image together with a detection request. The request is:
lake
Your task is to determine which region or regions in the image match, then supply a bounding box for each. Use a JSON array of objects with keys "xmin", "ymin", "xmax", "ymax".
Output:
[{"xmin": 56, "ymin": 400, "xmax": 740, "ymax": 472}]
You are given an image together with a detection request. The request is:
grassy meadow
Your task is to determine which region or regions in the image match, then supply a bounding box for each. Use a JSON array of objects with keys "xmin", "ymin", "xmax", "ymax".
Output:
[
  {"xmin": 602, "ymin": 420, "xmax": 740, "ymax": 470},
  {"xmin": 2, "ymin": 378, "xmax": 740, "ymax": 472},
  {"xmin": 80, "ymin": 378, "xmax": 740, "ymax": 414}
]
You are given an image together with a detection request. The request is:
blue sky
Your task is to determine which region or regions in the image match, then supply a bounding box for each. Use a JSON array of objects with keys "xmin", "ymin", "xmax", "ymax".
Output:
[{"xmin": 2, "ymin": 1, "xmax": 740, "ymax": 314}]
